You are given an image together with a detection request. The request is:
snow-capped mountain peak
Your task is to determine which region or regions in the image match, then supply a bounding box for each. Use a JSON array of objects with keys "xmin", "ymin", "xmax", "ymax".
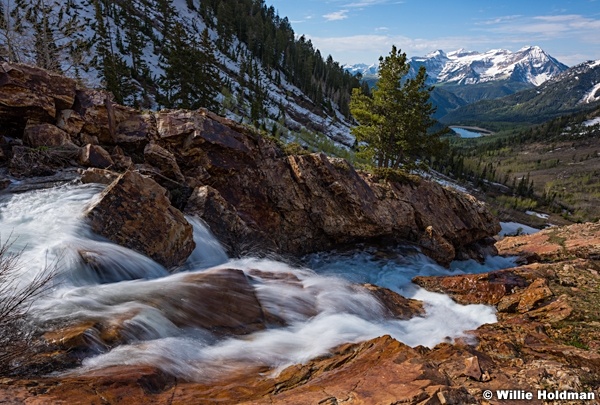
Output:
[
  {"xmin": 425, "ymin": 49, "xmax": 447, "ymax": 59},
  {"xmin": 342, "ymin": 63, "xmax": 379, "ymax": 77},
  {"xmin": 345, "ymin": 46, "xmax": 568, "ymax": 87},
  {"xmin": 436, "ymin": 46, "xmax": 567, "ymax": 86},
  {"xmin": 446, "ymin": 48, "xmax": 479, "ymax": 58}
]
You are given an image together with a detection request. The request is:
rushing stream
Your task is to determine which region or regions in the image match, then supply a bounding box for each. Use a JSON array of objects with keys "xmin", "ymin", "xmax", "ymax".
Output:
[{"xmin": 0, "ymin": 182, "xmax": 516, "ymax": 381}]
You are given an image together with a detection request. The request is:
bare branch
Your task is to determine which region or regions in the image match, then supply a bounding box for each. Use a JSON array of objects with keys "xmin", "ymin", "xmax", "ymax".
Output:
[{"xmin": 0, "ymin": 234, "xmax": 57, "ymax": 376}]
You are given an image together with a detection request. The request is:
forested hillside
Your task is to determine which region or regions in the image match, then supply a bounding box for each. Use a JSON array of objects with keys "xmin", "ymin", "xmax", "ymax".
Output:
[
  {"xmin": 435, "ymin": 107, "xmax": 600, "ymax": 225},
  {"xmin": 0, "ymin": 0, "xmax": 364, "ymax": 144}
]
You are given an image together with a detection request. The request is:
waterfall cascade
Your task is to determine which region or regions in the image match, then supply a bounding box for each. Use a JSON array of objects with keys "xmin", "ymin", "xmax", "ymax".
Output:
[{"xmin": 0, "ymin": 182, "xmax": 516, "ymax": 380}]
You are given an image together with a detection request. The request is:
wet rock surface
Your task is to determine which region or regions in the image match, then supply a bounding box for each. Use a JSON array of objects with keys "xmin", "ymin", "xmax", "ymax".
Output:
[
  {"xmin": 362, "ymin": 283, "xmax": 425, "ymax": 320},
  {"xmin": 84, "ymin": 170, "xmax": 195, "ymax": 268}
]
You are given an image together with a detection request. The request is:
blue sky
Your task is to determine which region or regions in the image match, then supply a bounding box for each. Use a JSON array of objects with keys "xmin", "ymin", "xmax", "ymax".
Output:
[{"xmin": 267, "ymin": 0, "xmax": 600, "ymax": 66}]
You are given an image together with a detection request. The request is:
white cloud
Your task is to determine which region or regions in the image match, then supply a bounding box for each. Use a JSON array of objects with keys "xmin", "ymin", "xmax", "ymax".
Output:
[
  {"xmin": 476, "ymin": 15, "xmax": 523, "ymax": 25},
  {"xmin": 341, "ymin": 0, "xmax": 405, "ymax": 7},
  {"xmin": 323, "ymin": 9, "xmax": 349, "ymax": 21},
  {"xmin": 477, "ymin": 14, "xmax": 600, "ymax": 41},
  {"xmin": 343, "ymin": 0, "xmax": 396, "ymax": 7},
  {"xmin": 291, "ymin": 14, "xmax": 314, "ymax": 24},
  {"xmin": 302, "ymin": 13, "xmax": 598, "ymax": 66},
  {"xmin": 306, "ymin": 34, "xmax": 494, "ymax": 64}
]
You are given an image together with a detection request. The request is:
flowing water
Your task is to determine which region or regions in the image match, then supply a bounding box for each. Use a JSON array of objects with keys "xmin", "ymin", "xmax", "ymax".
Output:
[{"xmin": 0, "ymin": 182, "xmax": 516, "ymax": 381}]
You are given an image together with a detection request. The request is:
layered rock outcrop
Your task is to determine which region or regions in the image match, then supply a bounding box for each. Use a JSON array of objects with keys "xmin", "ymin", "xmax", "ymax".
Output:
[{"xmin": 0, "ymin": 62, "xmax": 499, "ymax": 265}]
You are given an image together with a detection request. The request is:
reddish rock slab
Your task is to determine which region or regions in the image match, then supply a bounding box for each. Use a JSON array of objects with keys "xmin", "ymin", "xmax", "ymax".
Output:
[
  {"xmin": 362, "ymin": 283, "xmax": 425, "ymax": 320},
  {"xmin": 497, "ymin": 222, "xmax": 600, "ymax": 262},
  {"xmin": 516, "ymin": 278, "xmax": 553, "ymax": 313},
  {"xmin": 413, "ymin": 268, "xmax": 532, "ymax": 306},
  {"xmin": 0, "ymin": 336, "xmax": 479, "ymax": 404}
]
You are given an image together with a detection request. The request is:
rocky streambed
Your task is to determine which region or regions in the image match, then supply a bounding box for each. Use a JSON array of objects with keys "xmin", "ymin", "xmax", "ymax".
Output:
[{"xmin": 2, "ymin": 218, "xmax": 598, "ymax": 404}]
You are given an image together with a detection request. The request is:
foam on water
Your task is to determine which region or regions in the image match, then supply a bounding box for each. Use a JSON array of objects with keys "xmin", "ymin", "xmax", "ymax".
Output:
[{"xmin": 0, "ymin": 183, "xmax": 517, "ymax": 381}]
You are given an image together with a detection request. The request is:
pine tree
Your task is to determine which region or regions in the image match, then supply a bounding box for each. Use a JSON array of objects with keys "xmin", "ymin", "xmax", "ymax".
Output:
[
  {"xmin": 0, "ymin": 0, "xmax": 29, "ymax": 63},
  {"xmin": 350, "ymin": 45, "xmax": 447, "ymax": 169},
  {"xmin": 16, "ymin": 0, "xmax": 87, "ymax": 73},
  {"xmin": 90, "ymin": 0, "xmax": 132, "ymax": 104},
  {"xmin": 196, "ymin": 27, "xmax": 222, "ymax": 111},
  {"xmin": 158, "ymin": 25, "xmax": 221, "ymax": 111}
]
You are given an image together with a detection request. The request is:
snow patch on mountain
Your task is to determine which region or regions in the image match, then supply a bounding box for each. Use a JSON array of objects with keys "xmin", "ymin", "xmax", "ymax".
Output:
[
  {"xmin": 583, "ymin": 117, "xmax": 600, "ymax": 127},
  {"xmin": 57, "ymin": 0, "xmax": 355, "ymax": 147},
  {"xmin": 581, "ymin": 83, "xmax": 600, "ymax": 104}
]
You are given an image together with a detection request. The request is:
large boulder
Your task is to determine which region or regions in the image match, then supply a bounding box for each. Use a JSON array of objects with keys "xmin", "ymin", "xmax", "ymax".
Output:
[
  {"xmin": 84, "ymin": 170, "xmax": 195, "ymax": 268},
  {"xmin": 23, "ymin": 122, "xmax": 72, "ymax": 148},
  {"xmin": 151, "ymin": 109, "xmax": 501, "ymax": 264},
  {"xmin": 79, "ymin": 144, "xmax": 114, "ymax": 169}
]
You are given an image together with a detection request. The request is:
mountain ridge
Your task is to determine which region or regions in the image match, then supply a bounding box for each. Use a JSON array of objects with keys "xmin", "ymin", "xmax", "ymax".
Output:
[
  {"xmin": 345, "ymin": 46, "xmax": 570, "ymax": 119},
  {"xmin": 441, "ymin": 58, "xmax": 600, "ymax": 126},
  {"xmin": 345, "ymin": 46, "xmax": 568, "ymax": 87}
]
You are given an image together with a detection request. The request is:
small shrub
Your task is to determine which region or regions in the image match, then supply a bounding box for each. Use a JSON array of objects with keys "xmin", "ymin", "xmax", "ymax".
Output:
[
  {"xmin": 282, "ymin": 142, "xmax": 310, "ymax": 156},
  {"xmin": 372, "ymin": 167, "xmax": 421, "ymax": 186},
  {"xmin": 330, "ymin": 158, "xmax": 352, "ymax": 172},
  {"xmin": 0, "ymin": 237, "xmax": 55, "ymax": 376}
]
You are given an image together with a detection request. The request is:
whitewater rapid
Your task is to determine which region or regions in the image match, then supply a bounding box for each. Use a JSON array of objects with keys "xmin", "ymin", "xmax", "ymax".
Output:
[{"xmin": 0, "ymin": 182, "xmax": 516, "ymax": 380}]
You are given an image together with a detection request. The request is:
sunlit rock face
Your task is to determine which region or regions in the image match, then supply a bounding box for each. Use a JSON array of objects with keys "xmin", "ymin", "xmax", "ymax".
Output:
[{"xmin": 152, "ymin": 108, "xmax": 500, "ymax": 264}]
